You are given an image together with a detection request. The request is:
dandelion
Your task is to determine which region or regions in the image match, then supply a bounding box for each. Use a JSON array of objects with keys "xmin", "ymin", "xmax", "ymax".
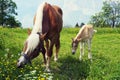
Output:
[
  {"xmin": 2, "ymin": 74, "xmax": 5, "ymax": 76},
  {"xmin": 34, "ymin": 67, "xmax": 38, "ymax": 69},
  {"xmin": 38, "ymin": 76, "xmax": 41, "ymax": 79},
  {"xmin": 5, "ymin": 48, "xmax": 9, "ymax": 52},
  {"xmin": 6, "ymin": 75, "xmax": 10, "ymax": 80},
  {"xmin": 4, "ymin": 54, "xmax": 7, "ymax": 57},
  {"xmin": 18, "ymin": 75, "xmax": 22, "ymax": 78},
  {"xmin": 30, "ymin": 70, "xmax": 36, "ymax": 75},
  {"xmin": 38, "ymin": 77, "xmax": 46, "ymax": 80}
]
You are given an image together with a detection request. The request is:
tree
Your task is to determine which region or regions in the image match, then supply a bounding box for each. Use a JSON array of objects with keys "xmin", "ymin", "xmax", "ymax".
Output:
[
  {"xmin": 90, "ymin": 12, "xmax": 106, "ymax": 27},
  {"xmin": 75, "ymin": 22, "xmax": 85, "ymax": 28},
  {"xmin": 80, "ymin": 22, "xmax": 85, "ymax": 27},
  {"xmin": 89, "ymin": 0, "xmax": 120, "ymax": 28},
  {"xmin": 0, "ymin": 0, "xmax": 21, "ymax": 27},
  {"xmin": 75, "ymin": 22, "xmax": 79, "ymax": 27}
]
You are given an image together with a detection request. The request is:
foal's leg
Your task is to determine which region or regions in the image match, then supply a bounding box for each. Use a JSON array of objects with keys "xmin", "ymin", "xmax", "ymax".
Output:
[
  {"xmin": 88, "ymin": 39, "xmax": 92, "ymax": 61},
  {"xmin": 54, "ymin": 36, "xmax": 60, "ymax": 61},
  {"xmin": 79, "ymin": 42, "xmax": 84, "ymax": 61},
  {"xmin": 82, "ymin": 42, "xmax": 84, "ymax": 56}
]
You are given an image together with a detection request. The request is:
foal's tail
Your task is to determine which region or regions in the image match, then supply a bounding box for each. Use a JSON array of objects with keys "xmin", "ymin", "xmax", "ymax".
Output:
[{"xmin": 94, "ymin": 30, "xmax": 97, "ymax": 33}]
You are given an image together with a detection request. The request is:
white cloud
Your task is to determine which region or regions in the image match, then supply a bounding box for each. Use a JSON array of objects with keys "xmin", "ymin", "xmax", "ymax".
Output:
[
  {"xmin": 63, "ymin": 0, "xmax": 79, "ymax": 12},
  {"xmin": 103, "ymin": 0, "xmax": 119, "ymax": 1},
  {"xmin": 63, "ymin": 0, "xmax": 81, "ymax": 17}
]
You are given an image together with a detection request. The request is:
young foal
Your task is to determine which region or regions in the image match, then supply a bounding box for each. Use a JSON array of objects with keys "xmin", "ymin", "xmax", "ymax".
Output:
[{"xmin": 71, "ymin": 24, "xmax": 96, "ymax": 61}]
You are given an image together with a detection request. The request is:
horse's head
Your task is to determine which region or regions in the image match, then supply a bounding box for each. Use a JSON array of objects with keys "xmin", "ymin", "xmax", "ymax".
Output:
[
  {"xmin": 17, "ymin": 31, "xmax": 46, "ymax": 68},
  {"xmin": 71, "ymin": 38, "xmax": 80, "ymax": 54}
]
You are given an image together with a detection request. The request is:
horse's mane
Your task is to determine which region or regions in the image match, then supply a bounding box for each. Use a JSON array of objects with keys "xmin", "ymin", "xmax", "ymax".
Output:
[
  {"xmin": 25, "ymin": 2, "xmax": 46, "ymax": 54},
  {"xmin": 25, "ymin": 34, "xmax": 40, "ymax": 54},
  {"xmin": 31, "ymin": 2, "xmax": 45, "ymax": 34}
]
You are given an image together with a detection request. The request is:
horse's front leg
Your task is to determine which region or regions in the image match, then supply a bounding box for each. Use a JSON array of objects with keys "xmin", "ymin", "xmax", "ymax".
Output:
[
  {"xmin": 45, "ymin": 40, "xmax": 54, "ymax": 72},
  {"xmin": 88, "ymin": 39, "xmax": 92, "ymax": 61},
  {"xmin": 41, "ymin": 46, "xmax": 46, "ymax": 64},
  {"xmin": 79, "ymin": 42, "xmax": 84, "ymax": 61}
]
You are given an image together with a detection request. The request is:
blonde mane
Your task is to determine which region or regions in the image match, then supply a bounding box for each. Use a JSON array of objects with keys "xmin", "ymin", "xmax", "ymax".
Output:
[
  {"xmin": 25, "ymin": 34, "xmax": 39, "ymax": 54},
  {"xmin": 25, "ymin": 2, "xmax": 46, "ymax": 54},
  {"xmin": 31, "ymin": 2, "xmax": 45, "ymax": 34}
]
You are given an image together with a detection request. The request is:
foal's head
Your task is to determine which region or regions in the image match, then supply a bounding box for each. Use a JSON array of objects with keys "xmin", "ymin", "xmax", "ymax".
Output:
[
  {"xmin": 71, "ymin": 38, "xmax": 80, "ymax": 54},
  {"xmin": 17, "ymin": 31, "xmax": 46, "ymax": 68}
]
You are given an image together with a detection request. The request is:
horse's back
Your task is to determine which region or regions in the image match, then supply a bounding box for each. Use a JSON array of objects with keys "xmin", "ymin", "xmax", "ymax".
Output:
[
  {"xmin": 42, "ymin": 3, "xmax": 63, "ymax": 36},
  {"xmin": 52, "ymin": 5, "xmax": 63, "ymax": 16}
]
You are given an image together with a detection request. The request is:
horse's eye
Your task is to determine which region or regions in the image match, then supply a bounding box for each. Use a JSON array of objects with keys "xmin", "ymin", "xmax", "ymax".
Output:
[{"xmin": 17, "ymin": 60, "xmax": 19, "ymax": 62}]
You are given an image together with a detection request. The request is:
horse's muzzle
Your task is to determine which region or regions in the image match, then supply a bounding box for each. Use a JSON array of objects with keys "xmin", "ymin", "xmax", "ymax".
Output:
[
  {"xmin": 17, "ymin": 63, "xmax": 24, "ymax": 68},
  {"xmin": 72, "ymin": 49, "xmax": 76, "ymax": 55}
]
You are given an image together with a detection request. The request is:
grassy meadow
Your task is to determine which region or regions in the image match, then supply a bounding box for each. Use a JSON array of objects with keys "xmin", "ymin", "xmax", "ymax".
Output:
[{"xmin": 0, "ymin": 27, "xmax": 120, "ymax": 80}]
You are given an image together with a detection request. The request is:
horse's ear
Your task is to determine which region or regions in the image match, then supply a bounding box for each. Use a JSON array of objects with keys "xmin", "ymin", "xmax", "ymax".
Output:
[
  {"xmin": 27, "ymin": 28, "xmax": 31, "ymax": 35},
  {"xmin": 77, "ymin": 38, "xmax": 81, "ymax": 42},
  {"xmin": 40, "ymin": 33, "xmax": 47, "ymax": 40}
]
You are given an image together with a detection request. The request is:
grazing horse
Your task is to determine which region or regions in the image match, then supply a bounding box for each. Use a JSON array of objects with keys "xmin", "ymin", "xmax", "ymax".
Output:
[
  {"xmin": 71, "ymin": 24, "xmax": 96, "ymax": 61},
  {"xmin": 17, "ymin": 2, "xmax": 63, "ymax": 71}
]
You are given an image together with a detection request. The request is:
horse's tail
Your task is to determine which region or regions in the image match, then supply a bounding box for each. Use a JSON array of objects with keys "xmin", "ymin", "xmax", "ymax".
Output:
[{"xmin": 32, "ymin": 2, "xmax": 46, "ymax": 34}]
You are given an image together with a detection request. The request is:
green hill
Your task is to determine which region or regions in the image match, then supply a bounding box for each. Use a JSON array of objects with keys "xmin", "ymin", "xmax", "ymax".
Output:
[{"xmin": 0, "ymin": 27, "xmax": 120, "ymax": 80}]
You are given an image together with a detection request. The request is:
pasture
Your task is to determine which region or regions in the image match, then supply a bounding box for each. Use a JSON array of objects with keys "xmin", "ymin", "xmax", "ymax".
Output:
[{"xmin": 0, "ymin": 27, "xmax": 120, "ymax": 80}]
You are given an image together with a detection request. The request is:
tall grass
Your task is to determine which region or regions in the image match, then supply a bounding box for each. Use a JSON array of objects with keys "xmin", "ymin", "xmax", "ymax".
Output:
[{"xmin": 0, "ymin": 27, "xmax": 120, "ymax": 79}]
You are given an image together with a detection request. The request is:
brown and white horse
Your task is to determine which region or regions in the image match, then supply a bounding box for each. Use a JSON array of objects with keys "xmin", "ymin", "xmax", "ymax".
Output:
[
  {"xmin": 71, "ymin": 24, "xmax": 96, "ymax": 61},
  {"xmin": 17, "ymin": 2, "xmax": 63, "ymax": 71}
]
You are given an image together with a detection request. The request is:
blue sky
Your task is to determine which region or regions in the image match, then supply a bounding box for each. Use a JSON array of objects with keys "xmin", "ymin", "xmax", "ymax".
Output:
[{"xmin": 13, "ymin": 0, "xmax": 105, "ymax": 28}]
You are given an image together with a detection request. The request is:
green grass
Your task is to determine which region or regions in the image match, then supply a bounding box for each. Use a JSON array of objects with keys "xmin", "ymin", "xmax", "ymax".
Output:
[{"xmin": 0, "ymin": 27, "xmax": 120, "ymax": 80}]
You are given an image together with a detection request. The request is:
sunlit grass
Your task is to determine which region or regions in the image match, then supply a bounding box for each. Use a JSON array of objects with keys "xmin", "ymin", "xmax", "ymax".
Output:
[{"xmin": 0, "ymin": 27, "xmax": 120, "ymax": 79}]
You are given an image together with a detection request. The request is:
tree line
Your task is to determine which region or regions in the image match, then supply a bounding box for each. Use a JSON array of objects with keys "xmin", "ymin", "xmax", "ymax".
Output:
[
  {"xmin": 89, "ymin": 0, "xmax": 120, "ymax": 28},
  {"xmin": 0, "ymin": 0, "xmax": 120, "ymax": 28},
  {"xmin": 0, "ymin": 0, "xmax": 21, "ymax": 28},
  {"xmin": 75, "ymin": 0, "xmax": 120, "ymax": 28}
]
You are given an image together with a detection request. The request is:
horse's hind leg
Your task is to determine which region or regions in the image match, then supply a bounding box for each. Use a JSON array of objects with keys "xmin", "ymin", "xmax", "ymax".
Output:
[
  {"xmin": 54, "ymin": 36, "xmax": 60, "ymax": 62},
  {"xmin": 45, "ymin": 40, "xmax": 49, "ymax": 60}
]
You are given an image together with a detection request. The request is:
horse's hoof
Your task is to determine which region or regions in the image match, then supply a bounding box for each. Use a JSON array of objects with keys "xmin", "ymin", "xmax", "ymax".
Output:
[
  {"xmin": 54, "ymin": 57, "xmax": 58, "ymax": 62},
  {"xmin": 45, "ymin": 68, "xmax": 51, "ymax": 72},
  {"xmin": 89, "ymin": 59, "xmax": 92, "ymax": 62},
  {"xmin": 88, "ymin": 57, "xmax": 92, "ymax": 62}
]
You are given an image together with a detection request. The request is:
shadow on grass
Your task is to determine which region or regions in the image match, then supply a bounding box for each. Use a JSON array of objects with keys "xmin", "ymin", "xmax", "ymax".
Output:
[{"xmin": 52, "ymin": 55, "xmax": 91, "ymax": 80}]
